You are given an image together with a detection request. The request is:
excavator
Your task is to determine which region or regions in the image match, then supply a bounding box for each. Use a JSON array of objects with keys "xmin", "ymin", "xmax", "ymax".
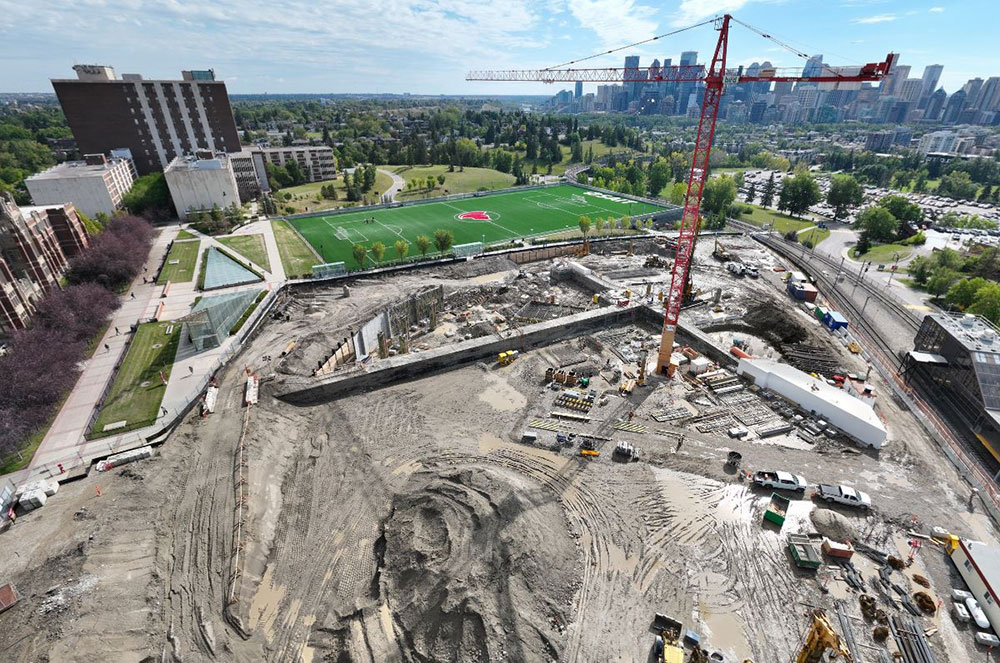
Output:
[{"xmin": 796, "ymin": 609, "xmax": 853, "ymax": 663}]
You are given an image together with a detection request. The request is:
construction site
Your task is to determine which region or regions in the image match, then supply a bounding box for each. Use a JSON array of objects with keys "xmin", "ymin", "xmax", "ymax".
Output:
[
  {"xmin": 2, "ymin": 14, "xmax": 997, "ymax": 663},
  {"xmin": 0, "ymin": 230, "xmax": 996, "ymax": 663}
]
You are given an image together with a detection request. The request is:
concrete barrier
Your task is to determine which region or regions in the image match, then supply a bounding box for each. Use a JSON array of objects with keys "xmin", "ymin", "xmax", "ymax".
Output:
[{"xmin": 276, "ymin": 304, "xmax": 639, "ymax": 405}]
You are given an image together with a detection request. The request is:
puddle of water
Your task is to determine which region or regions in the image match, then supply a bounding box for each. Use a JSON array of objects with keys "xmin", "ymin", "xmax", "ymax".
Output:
[
  {"xmin": 477, "ymin": 372, "xmax": 527, "ymax": 412},
  {"xmin": 697, "ymin": 606, "xmax": 753, "ymax": 662},
  {"xmin": 248, "ymin": 563, "xmax": 287, "ymax": 640},
  {"xmin": 651, "ymin": 466, "xmax": 754, "ymax": 525}
]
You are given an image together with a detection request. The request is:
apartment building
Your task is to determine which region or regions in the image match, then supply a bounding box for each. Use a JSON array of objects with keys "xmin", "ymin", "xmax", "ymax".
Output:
[
  {"xmin": 257, "ymin": 145, "xmax": 337, "ymax": 182},
  {"xmin": 25, "ymin": 152, "xmax": 136, "ymax": 217},
  {"xmin": 52, "ymin": 65, "xmax": 241, "ymax": 175}
]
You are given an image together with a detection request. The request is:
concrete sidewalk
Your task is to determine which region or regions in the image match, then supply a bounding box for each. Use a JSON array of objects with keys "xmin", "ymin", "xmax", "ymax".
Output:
[{"xmin": 19, "ymin": 225, "xmax": 181, "ymax": 481}]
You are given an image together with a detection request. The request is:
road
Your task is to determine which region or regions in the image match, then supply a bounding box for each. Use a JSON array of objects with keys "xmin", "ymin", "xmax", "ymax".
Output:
[{"xmin": 379, "ymin": 168, "xmax": 405, "ymax": 202}]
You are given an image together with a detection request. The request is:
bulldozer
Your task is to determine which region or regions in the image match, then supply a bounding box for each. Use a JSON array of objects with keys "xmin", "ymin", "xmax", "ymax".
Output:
[{"xmin": 498, "ymin": 350, "xmax": 518, "ymax": 366}]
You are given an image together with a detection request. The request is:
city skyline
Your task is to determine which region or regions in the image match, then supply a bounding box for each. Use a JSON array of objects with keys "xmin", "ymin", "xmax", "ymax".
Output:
[{"xmin": 0, "ymin": 0, "xmax": 997, "ymax": 95}]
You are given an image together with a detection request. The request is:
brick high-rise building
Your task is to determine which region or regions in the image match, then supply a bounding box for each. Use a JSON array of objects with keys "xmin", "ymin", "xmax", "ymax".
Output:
[
  {"xmin": 0, "ymin": 195, "xmax": 91, "ymax": 335},
  {"xmin": 51, "ymin": 65, "xmax": 242, "ymax": 176}
]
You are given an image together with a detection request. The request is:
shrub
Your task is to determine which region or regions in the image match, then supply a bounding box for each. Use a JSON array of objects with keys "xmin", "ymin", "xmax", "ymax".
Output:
[
  {"xmin": 66, "ymin": 215, "xmax": 154, "ymax": 291},
  {"xmin": 903, "ymin": 231, "xmax": 927, "ymax": 246}
]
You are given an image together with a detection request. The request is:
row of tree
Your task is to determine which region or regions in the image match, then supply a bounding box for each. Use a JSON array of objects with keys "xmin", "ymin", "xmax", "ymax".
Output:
[
  {"xmin": 908, "ymin": 247, "xmax": 1000, "ymax": 324},
  {"xmin": 0, "ymin": 215, "xmax": 155, "ymax": 460},
  {"xmin": 350, "ymin": 229, "xmax": 455, "ymax": 268}
]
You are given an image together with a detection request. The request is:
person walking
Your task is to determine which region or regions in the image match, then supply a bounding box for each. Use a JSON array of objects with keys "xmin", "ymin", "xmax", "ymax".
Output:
[
  {"xmin": 130, "ymin": 292, "xmax": 135, "ymax": 300},
  {"xmin": 115, "ymin": 327, "xmax": 120, "ymax": 336},
  {"xmin": 189, "ymin": 366, "xmax": 194, "ymax": 375},
  {"xmin": 104, "ymin": 343, "xmax": 110, "ymax": 352}
]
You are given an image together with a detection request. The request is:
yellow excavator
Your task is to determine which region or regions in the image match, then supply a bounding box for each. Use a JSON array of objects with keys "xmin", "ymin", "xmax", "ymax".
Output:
[{"xmin": 796, "ymin": 609, "xmax": 853, "ymax": 663}]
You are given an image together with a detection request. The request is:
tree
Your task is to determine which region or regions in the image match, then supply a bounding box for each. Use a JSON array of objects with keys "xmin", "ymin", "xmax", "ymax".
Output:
[
  {"xmin": 578, "ymin": 215, "xmax": 591, "ymax": 238},
  {"xmin": 668, "ymin": 182, "xmax": 687, "ymax": 206},
  {"xmin": 926, "ymin": 267, "xmax": 961, "ymax": 297},
  {"xmin": 426, "ymin": 175, "xmax": 436, "ymax": 191},
  {"xmin": 621, "ymin": 215, "xmax": 631, "ymax": 231},
  {"xmin": 433, "ymin": 229, "xmax": 454, "ymax": 254},
  {"xmin": 878, "ymin": 194, "xmax": 923, "ymax": 226},
  {"xmin": 437, "ymin": 174, "xmax": 446, "ymax": 186},
  {"xmin": 855, "ymin": 207, "xmax": 899, "ymax": 243},
  {"xmin": 760, "ymin": 173, "xmax": 776, "ymax": 208},
  {"xmin": 826, "ymin": 174, "xmax": 863, "ymax": 219},
  {"xmin": 907, "ymin": 255, "xmax": 933, "ymax": 285},
  {"xmin": 370, "ymin": 241, "xmax": 386, "ymax": 264},
  {"xmin": 970, "ymin": 283, "xmax": 1000, "ymax": 325},
  {"xmin": 595, "ymin": 217, "xmax": 606, "ymax": 234},
  {"xmin": 701, "ymin": 176, "xmax": 737, "ymax": 217},
  {"xmin": 122, "ymin": 172, "xmax": 174, "ymax": 217},
  {"xmin": 778, "ymin": 172, "xmax": 821, "ymax": 217},
  {"xmin": 285, "ymin": 160, "xmax": 306, "ymax": 186},
  {"xmin": 351, "ymin": 243, "xmax": 367, "ymax": 268},
  {"xmin": 394, "ymin": 239, "xmax": 410, "ymax": 261},
  {"xmin": 416, "ymin": 234, "xmax": 431, "ymax": 256},
  {"xmin": 744, "ymin": 183, "xmax": 756, "ymax": 205},
  {"xmin": 946, "ymin": 277, "xmax": 989, "ymax": 310},
  {"xmin": 647, "ymin": 158, "xmax": 671, "ymax": 197}
]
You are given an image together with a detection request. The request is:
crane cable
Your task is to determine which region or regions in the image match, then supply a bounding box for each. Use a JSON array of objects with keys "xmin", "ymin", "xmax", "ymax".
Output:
[
  {"xmin": 730, "ymin": 15, "xmax": 866, "ymax": 68},
  {"xmin": 543, "ymin": 18, "xmax": 715, "ymax": 71}
]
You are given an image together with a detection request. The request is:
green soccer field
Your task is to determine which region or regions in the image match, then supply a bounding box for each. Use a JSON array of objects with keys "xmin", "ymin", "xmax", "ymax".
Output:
[{"xmin": 286, "ymin": 184, "xmax": 663, "ymax": 267}]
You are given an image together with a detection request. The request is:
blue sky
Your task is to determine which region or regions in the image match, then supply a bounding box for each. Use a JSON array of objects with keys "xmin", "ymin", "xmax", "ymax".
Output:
[{"xmin": 0, "ymin": 0, "xmax": 996, "ymax": 96}]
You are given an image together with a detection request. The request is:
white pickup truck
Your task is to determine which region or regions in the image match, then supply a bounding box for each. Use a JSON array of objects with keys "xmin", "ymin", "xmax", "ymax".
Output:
[
  {"xmin": 752, "ymin": 470, "xmax": 807, "ymax": 492},
  {"xmin": 817, "ymin": 484, "xmax": 872, "ymax": 510}
]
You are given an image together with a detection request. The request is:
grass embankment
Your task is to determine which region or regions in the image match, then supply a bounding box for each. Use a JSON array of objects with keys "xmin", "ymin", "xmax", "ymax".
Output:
[
  {"xmin": 157, "ymin": 240, "xmax": 200, "ymax": 284},
  {"xmin": 276, "ymin": 171, "xmax": 393, "ymax": 214},
  {"xmin": 230, "ymin": 290, "xmax": 268, "ymax": 335},
  {"xmin": 850, "ymin": 243, "xmax": 913, "ymax": 263},
  {"xmin": 271, "ymin": 219, "xmax": 321, "ymax": 278},
  {"xmin": 393, "ymin": 166, "xmax": 515, "ymax": 200},
  {"xmin": 90, "ymin": 321, "xmax": 181, "ymax": 438},
  {"xmin": 217, "ymin": 234, "xmax": 271, "ymax": 272},
  {"xmin": 175, "ymin": 229, "xmax": 197, "ymax": 240}
]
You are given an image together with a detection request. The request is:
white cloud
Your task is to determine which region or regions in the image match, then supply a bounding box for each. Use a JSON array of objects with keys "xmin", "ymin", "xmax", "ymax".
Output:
[
  {"xmin": 853, "ymin": 13, "xmax": 896, "ymax": 24},
  {"xmin": 672, "ymin": 0, "xmax": 750, "ymax": 26},
  {"xmin": 565, "ymin": 0, "xmax": 660, "ymax": 46},
  {"xmin": 929, "ymin": 6, "xmax": 944, "ymax": 12}
]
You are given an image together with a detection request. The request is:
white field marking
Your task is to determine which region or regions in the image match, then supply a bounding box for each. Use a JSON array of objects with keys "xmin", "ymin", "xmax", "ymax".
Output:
[{"xmin": 373, "ymin": 218, "xmax": 406, "ymax": 240}]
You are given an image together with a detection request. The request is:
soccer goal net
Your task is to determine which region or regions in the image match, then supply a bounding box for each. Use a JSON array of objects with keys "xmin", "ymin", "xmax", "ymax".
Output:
[
  {"xmin": 453, "ymin": 242, "xmax": 483, "ymax": 258},
  {"xmin": 312, "ymin": 262, "xmax": 347, "ymax": 278}
]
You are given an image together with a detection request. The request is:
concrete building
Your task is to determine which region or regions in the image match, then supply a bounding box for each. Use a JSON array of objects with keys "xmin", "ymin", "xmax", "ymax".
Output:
[
  {"xmin": 51, "ymin": 64, "xmax": 241, "ymax": 175},
  {"xmin": 164, "ymin": 152, "xmax": 240, "ymax": 220},
  {"xmin": 918, "ymin": 130, "xmax": 961, "ymax": 155},
  {"xmin": 903, "ymin": 313, "xmax": 1000, "ymax": 466},
  {"xmin": 229, "ymin": 150, "xmax": 270, "ymax": 203},
  {"xmin": 257, "ymin": 145, "xmax": 337, "ymax": 183},
  {"xmin": 736, "ymin": 357, "xmax": 887, "ymax": 449},
  {"xmin": 25, "ymin": 152, "xmax": 136, "ymax": 218},
  {"xmin": 951, "ymin": 539, "xmax": 1000, "ymax": 632},
  {"xmin": 0, "ymin": 195, "xmax": 90, "ymax": 334}
]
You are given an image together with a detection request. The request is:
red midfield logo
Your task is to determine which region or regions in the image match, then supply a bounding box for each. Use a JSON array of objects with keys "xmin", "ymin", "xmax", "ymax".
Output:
[{"xmin": 457, "ymin": 211, "xmax": 491, "ymax": 221}]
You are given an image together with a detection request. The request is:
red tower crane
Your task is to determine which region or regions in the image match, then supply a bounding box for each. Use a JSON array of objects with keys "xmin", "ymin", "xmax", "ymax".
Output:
[{"xmin": 468, "ymin": 14, "xmax": 893, "ymax": 374}]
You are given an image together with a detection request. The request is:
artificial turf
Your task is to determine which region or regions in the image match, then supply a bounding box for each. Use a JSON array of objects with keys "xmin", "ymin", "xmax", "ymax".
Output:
[{"xmin": 286, "ymin": 184, "xmax": 662, "ymax": 267}]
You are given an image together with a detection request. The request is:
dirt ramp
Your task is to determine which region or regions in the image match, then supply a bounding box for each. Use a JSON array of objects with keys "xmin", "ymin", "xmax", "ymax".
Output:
[{"xmin": 381, "ymin": 466, "xmax": 576, "ymax": 662}]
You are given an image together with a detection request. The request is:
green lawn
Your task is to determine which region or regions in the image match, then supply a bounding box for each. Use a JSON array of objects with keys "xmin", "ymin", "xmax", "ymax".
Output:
[
  {"xmin": 394, "ymin": 166, "xmax": 515, "ymax": 200},
  {"xmin": 175, "ymin": 229, "xmax": 197, "ymax": 240},
  {"xmin": 797, "ymin": 226, "xmax": 831, "ymax": 247},
  {"xmin": 157, "ymin": 240, "xmax": 201, "ymax": 284},
  {"xmin": 217, "ymin": 234, "xmax": 271, "ymax": 272},
  {"xmin": 850, "ymin": 243, "xmax": 913, "ymax": 263},
  {"xmin": 272, "ymin": 219, "xmax": 321, "ymax": 278},
  {"xmin": 287, "ymin": 184, "xmax": 662, "ymax": 268},
  {"xmin": 276, "ymin": 171, "xmax": 394, "ymax": 214},
  {"xmin": 740, "ymin": 205, "xmax": 815, "ymax": 235},
  {"xmin": 90, "ymin": 322, "xmax": 181, "ymax": 438}
]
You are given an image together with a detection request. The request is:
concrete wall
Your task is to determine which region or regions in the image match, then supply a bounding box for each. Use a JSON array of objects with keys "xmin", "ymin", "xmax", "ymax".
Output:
[
  {"xmin": 26, "ymin": 174, "xmax": 116, "ymax": 218},
  {"xmin": 165, "ymin": 159, "xmax": 239, "ymax": 220},
  {"xmin": 952, "ymin": 540, "xmax": 1000, "ymax": 632},
  {"xmin": 276, "ymin": 304, "xmax": 639, "ymax": 405}
]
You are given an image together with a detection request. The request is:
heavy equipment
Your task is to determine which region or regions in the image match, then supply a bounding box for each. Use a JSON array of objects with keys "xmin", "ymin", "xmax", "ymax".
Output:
[
  {"xmin": 636, "ymin": 348, "xmax": 649, "ymax": 386},
  {"xmin": 796, "ymin": 609, "xmax": 852, "ymax": 663},
  {"xmin": 468, "ymin": 15, "xmax": 892, "ymax": 376},
  {"xmin": 498, "ymin": 350, "xmax": 518, "ymax": 366}
]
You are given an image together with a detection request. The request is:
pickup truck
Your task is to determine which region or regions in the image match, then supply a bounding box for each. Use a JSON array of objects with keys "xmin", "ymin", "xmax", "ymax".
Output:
[
  {"xmin": 816, "ymin": 484, "xmax": 872, "ymax": 510},
  {"xmin": 752, "ymin": 471, "xmax": 807, "ymax": 492}
]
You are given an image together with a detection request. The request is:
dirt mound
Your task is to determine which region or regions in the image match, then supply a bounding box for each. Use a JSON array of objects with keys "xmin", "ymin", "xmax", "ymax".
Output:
[
  {"xmin": 380, "ymin": 467, "xmax": 577, "ymax": 662},
  {"xmin": 810, "ymin": 508, "xmax": 857, "ymax": 541},
  {"xmin": 743, "ymin": 302, "xmax": 809, "ymax": 348}
]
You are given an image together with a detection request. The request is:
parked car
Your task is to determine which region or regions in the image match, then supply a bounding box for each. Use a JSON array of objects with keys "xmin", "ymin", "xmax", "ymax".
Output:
[
  {"xmin": 752, "ymin": 471, "xmax": 807, "ymax": 492},
  {"xmin": 816, "ymin": 484, "xmax": 872, "ymax": 509}
]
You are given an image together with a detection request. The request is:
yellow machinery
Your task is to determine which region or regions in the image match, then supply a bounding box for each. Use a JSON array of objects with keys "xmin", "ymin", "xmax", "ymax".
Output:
[
  {"xmin": 796, "ymin": 609, "xmax": 852, "ymax": 663},
  {"xmin": 498, "ymin": 350, "xmax": 518, "ymax": 366},
  {"xmin": 636, "ymin": 349, "xmax": 649, "ymax": 387},
  {"xmin": 580, "ymin": 439, "xmax": 600, "ymax": 457}
]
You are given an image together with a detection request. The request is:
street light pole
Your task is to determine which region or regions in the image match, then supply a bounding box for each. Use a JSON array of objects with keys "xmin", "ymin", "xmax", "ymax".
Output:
[{"xmin": 886, "ymin": 252, "xmax": 901, "ymax": 287}]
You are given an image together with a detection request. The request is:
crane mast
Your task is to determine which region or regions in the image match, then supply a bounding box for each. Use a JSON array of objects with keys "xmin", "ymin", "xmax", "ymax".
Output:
[{"xmin": 467, "ymin": 14, "xmax": 892, "ymax": 376}]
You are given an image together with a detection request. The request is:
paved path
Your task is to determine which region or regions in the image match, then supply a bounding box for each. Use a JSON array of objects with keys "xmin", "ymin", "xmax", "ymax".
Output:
[
  {"xmin": 379, "ymin": 168, "xmax": 405, "ymax": 202},
  {"xmin": 8, "ymin": 220, "xmax": 287, "ymax": 486},
  {"xmin": 19, "ymin": 225, "xmax": 180, "ymax": 481}
]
